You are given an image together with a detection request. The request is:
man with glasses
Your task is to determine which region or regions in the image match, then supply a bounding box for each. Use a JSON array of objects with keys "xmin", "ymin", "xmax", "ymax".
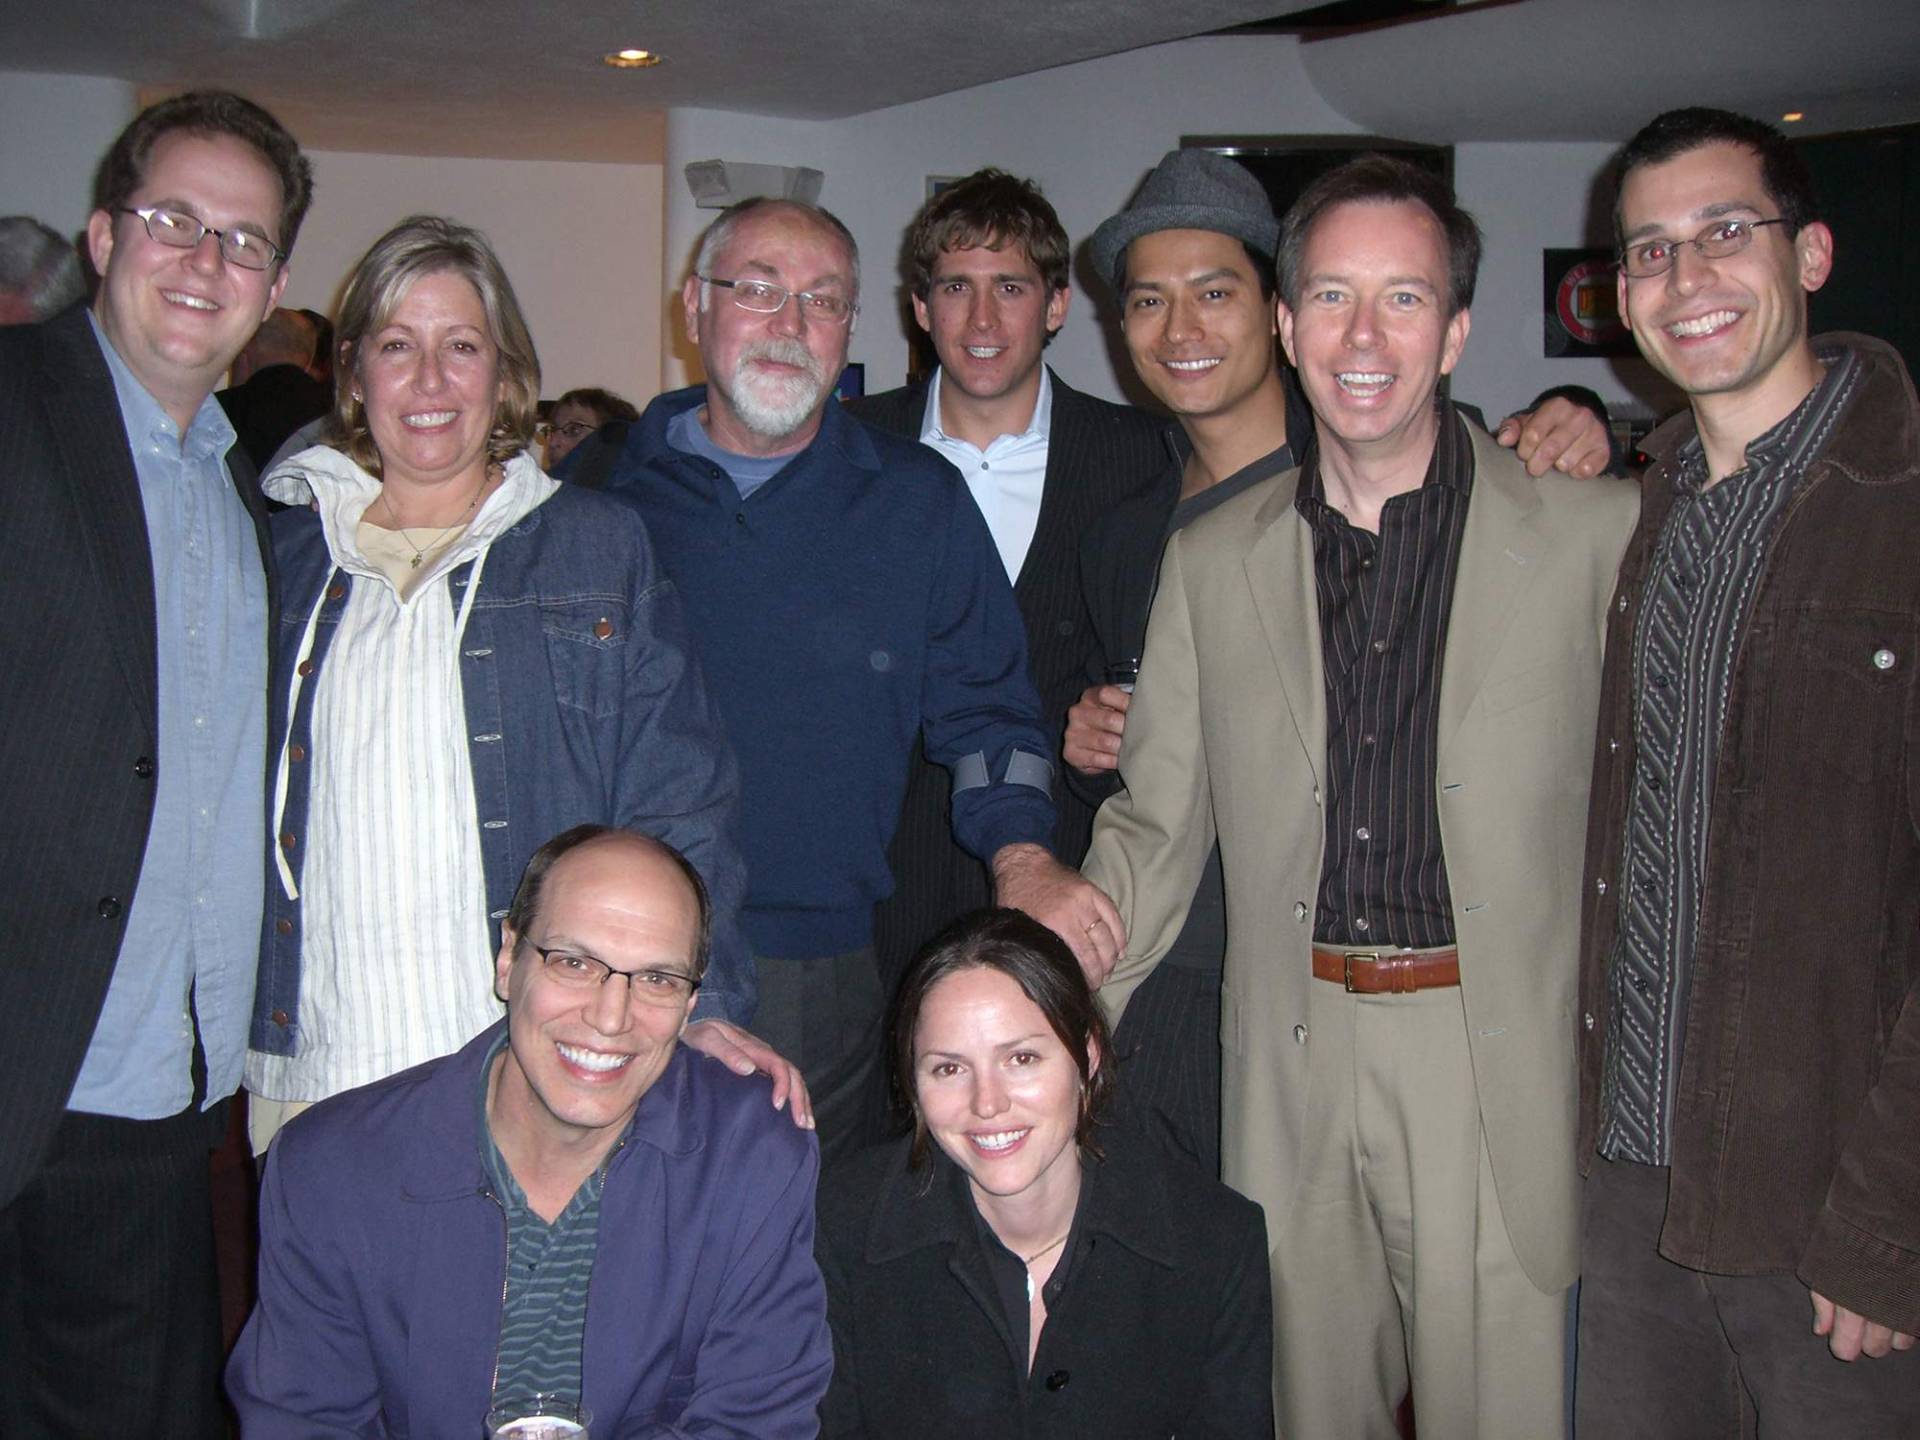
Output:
[
  {"xmin": 1576, "ymin": 107, "xmax": 1920, "ymax": 1437},
  {"xmin": 229, "ymin": 825, "xmax": 831, "ymax": 1434},
  {"xmin": 564, "ymin": 198, "xmax": 1120, "ymax": 1160},
  {"xmin": 0, "ymin": 91, "xmax": 308, "ymax": 1435}
]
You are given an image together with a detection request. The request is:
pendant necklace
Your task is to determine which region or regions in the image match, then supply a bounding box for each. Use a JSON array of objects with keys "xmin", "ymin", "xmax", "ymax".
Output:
[
  {"xmin": 1022, "ymin": 1232, "xmax": 1069, "ymax": 1304},
  {"xmin": 382, "ymin": 472, "xmax": 488, "ymax": 569}
]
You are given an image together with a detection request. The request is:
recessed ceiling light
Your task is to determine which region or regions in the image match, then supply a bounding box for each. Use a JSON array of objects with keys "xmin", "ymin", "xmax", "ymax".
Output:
[
  {"xmin": 1782, "ymin": 111, "xmax": 1804, "ymax": 123},
  {"xmin": 604, "ymin": 48, "xmax": 662, "ymax": 68}
]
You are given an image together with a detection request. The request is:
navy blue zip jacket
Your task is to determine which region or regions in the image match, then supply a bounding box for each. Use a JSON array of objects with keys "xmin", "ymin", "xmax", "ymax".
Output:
[{"xmin": 592, "ymin": 388, "xmax": 1058, "ymax": 958}]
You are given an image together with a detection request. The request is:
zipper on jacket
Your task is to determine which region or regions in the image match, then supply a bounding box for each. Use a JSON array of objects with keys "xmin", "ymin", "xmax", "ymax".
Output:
[{"xmin": 481, "ymin": 1184, "xmax": 509, "ymax": 1400}]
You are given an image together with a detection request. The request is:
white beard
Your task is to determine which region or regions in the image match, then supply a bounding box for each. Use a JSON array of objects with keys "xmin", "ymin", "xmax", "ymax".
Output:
[{"xmin": 722, "ymin": 338, "xmax": 830, "ymax": 438}]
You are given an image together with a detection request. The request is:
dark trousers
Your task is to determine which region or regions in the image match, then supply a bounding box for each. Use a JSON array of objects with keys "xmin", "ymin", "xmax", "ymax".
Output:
[
  {"xmin": 0, "ymin": 1104, "xmax": 224, "ymax": 1439},
  {"xmin": 1577, "ymin": 1155, "xmax": 1920, "ymax": 1439},
  {"xmin": 752, "ymin": 947, "xmax": 885, "ymax": 1167},
  {"xmin": 1108, "ymin": 962, "xmax": 1221, "ymax": 1179}
]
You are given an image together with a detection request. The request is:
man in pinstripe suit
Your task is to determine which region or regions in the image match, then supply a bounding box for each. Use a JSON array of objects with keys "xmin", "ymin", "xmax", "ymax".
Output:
[
  {"xmin": 0, "ymin": 92, "xmax": 309, "ymax": 1436},
  {"xmin": 849, "ymin": 170, "xmax": 1171, "ymax": 1035}
]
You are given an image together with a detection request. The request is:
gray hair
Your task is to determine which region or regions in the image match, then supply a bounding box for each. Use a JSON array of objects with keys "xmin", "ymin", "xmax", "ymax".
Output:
[
  {"xmin": 692, "ymin": 198, "xmax": 860, "ymax": 311},
  {"xmin": 0, "ymin": 217, "xmax": 87, "ymax": 322}
]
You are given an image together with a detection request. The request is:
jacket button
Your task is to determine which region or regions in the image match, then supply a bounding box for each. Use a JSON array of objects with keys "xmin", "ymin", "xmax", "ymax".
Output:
[
  {"xmin": 1608, "ymin": 737, "xmax": 1618, "ymax": 754},
  {"xmin": 271, "ymin": 1009, "xmax": 290, "ymax": 1027},
  {"xmin": 1293, "ymin": 1024, "xmax": 1309, "ymax": 1044},
  {"xmin": 1595, "ymin": 878, "xmax": 1607, "ymax": 895},
  {"xmin": 133, "ymin": 756, "xmax": 155, "ymax": 778},
  {"xmin": 326, "ymin": 583, "xmax": 346, "ymax": 601},
  {"xmin": 280, "ymin": 831, "xmax": 296, "ymax": 850},
  {"xmin": 97, "ymin": 896, "xmax": 122, "ymax": 919},
  {"xmin": 1044, "ymin": 1370, "xmax": 1070, "ymax": 1392},
  {"xmin": 594, "ymin": 618, "xmax": 614, "ymax": 640},
  {"xmin": 275, "ymin": 918, "xmax": 293, "ymax": 935},
  {"xmin": 1293, "ymin": 901, "xmax": 1309, "ymax": 922},
  {"xmin": 1584, "ymin": 1012, "xmax": 1595, "ymax": 1031},
  {"xmin": 297, "ymin": 659, "xmax": 315, "ymax": 677},
  {"xmin": 288, "ymin": 744, "xmax": 306, "ymax": 762}
]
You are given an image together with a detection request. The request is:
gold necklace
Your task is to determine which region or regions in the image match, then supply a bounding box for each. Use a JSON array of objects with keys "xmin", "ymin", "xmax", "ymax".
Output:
[
  {"xmin": 1021, "ymin": 1232, "xmax": 1069, "ymax": 1304},
  {"xmin": 380, "ymin": 471, "xmax": 490, "ymax": 569}
]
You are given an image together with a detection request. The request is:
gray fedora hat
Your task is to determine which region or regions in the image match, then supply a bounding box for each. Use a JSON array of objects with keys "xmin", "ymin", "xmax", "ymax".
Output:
[{"xmin": 1088, "ymin": 148, "xmax": 1280, "ymax": 294}]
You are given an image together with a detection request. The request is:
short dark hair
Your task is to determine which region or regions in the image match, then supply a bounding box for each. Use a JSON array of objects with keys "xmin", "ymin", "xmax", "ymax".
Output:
[
  {"xmin": 555, "ymin": 387, "xmax": 640, "ymax": 426},
  {"xmin": 891, "ymin": 908, "xmax": 1115, "ymax": 1173},
  {"xmin": 1612, "ymin": 107, "xmax": 1818, "ymax": 245},
  {"xmin": 906, "ymin": 169, "xmax": 1071, "ymax": 299},
  {"xmin": 93, "ymin": 91, "xmax": 314, "ymax": 259},
  {"xmin": 1277, "ymin": 154, "xmax": 1481, "ymax": 315},
  {"xmin": 505, "ymin": 825, "xmax": 713, "ymax": 979}
]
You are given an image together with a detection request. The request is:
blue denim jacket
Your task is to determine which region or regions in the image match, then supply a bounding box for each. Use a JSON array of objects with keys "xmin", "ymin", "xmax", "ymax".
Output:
[{"xmin": 251, "ymin": 477, "xmax": 752, "ymax": 1056}]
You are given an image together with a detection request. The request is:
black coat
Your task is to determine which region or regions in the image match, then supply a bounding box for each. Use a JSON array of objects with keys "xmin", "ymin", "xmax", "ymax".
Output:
[
  {"xmin": 846, "ymin": 372, "xmax": 1172, "ymax": 983},
  {"xmin": 816, "ymin": 1129, "xmax": 1273, "ymax": 1438},
  {"xmin": 0, "ymin": 305, "xmax": 273, "ymax": 1206}
]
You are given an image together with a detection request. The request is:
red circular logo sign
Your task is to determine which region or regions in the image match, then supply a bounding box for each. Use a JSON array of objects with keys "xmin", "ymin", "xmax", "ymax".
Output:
[{"xmin": 1555, "ymin": 258, "xmax": 1624, "ymax": 346}]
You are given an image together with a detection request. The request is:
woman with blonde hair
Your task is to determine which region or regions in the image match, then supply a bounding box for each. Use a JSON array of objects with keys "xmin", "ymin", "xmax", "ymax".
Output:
[{"xmin": 246, "ymin": 216, "xmax": 802, "ymax": 1147}]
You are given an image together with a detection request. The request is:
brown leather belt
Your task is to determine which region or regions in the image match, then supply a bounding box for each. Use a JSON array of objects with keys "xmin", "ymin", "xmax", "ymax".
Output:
[{"xmin": 1312, "ymin": 946, "xmax": 1460, "ymax": 994}]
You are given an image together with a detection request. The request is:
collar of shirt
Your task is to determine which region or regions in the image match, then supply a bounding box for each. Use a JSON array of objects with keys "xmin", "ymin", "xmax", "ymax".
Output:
[
  {"xmin": 1673, "ymin": 343, "xmax": 1863, "ymax": 496},
  {"xmin": 920, "ymin": 363, "xmax": 1054, "ymax": 452},
  {"xmin": 89, "ymin": 309, "xmax": 236, "ymax": 464},
  {"xmin": 1295, "ymin": 400, "xmax": 1472, "ymax": 532}
]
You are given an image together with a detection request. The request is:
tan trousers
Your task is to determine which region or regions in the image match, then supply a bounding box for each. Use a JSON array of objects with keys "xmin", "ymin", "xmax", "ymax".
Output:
[{"xmin": 1270, "ymin": 981, "xmax": 1567, "ymax": 1440}]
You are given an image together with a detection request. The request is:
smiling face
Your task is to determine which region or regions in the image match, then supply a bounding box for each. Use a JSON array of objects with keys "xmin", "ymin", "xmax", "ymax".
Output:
[
  {"xmin": 1278, "ymin": 198, "xmax": 1470, "ymax": 464},
  {"xmin": 356, "ymin": 268, "xmax": 504, "ymax": 494},
  {"xmin": 1615, "ymin": 140, "xmax": 1831, "ymax": 424},
  {"xmin": 912, "ymin": 239, "xmax": 1067, "ymax": 416},
  {"xmin": 1120, "ymin": 227, "xmax": 1277, "ymax": 425},
  {"xmin": 492, "ymin": 836, "xmax": 700, "ymax": 1159},
  {"xmin": 912, "ymin": 964, "xmax": 1094, "ymax": 1218},
  {"xmin": 682, "ymin": 204, "xmax": 854, "ymax": 455},
  {"xmin": 86, "ymin": 129, "xmax": 289, "ymax": 430}
]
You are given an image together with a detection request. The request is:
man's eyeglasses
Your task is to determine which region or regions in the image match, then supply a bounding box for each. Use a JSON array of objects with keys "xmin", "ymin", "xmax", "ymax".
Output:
[
  {"xmin": 537, "ymin": 420, "xmax": 598, "ymax": 442},
  {"xmin": 699, "ymin": 275, "xmax": 854, "ymax": 324},
  {"xmin": 119, "ymin": 206, "xmax": 284, "ymax": 272},
  {"xmin": 1617, "ymin": 217, "xmax": 1788, "ymax": 279},
  {"xmin": 521, "ymin": 941, "xmax": 701, "ymax": 1008}
]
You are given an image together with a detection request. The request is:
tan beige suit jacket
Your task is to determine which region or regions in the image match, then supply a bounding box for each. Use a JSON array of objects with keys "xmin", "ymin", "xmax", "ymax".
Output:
[{"xmin": 1084, "ymin": 426, "xmax": 1637, "ymax": 1291}]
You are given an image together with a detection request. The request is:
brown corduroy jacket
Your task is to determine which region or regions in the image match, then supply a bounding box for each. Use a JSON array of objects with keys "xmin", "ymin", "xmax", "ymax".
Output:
[{"xmin": 1578, "ymin": 333, "xmax": 1920, "ymax": 1334}]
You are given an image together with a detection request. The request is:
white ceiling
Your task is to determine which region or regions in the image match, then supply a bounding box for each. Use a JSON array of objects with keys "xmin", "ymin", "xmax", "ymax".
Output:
[
  {"xmin": 2, "ymin": 0, "xmax": 1915, "ymax": 162},
  {"xmin": 0, "ymin": 0, "xmax": 1310, "ymax": 160}
]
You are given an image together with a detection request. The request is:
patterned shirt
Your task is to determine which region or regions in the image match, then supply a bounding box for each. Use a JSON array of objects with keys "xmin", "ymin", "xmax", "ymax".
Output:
[
  {"xmin": 479, "ymin": 1029, "xmax": 607, "ymax": 1408},
  {"xmin": 1597, "ymin": 347, "xmax": 1863, "ymax": 1165},
  {"xmin": 1296, "ymin": 407, "xmax": 1472, "ymax": 949}
]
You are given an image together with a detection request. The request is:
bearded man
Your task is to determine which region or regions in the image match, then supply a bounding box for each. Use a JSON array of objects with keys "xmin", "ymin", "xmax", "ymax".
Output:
[{"xmin": 586, "ymin": 199, "xmax": 1118, "ymax": 1159}]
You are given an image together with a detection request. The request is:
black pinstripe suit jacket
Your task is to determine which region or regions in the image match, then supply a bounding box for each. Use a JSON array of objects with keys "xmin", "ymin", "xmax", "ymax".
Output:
[
  {"xmin": 846, "ymin": 368, "xmax": 1172, "ymax": 981},
  {"xmin": 0, "ymin": 305, "xmax": 273, "ymax": 1206}
]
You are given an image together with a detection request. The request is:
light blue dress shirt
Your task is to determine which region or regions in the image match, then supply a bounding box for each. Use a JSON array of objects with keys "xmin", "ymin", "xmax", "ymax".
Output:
[{"xmin": 68, "ymin": 314, "xmax": 268, "ymax": 1119}]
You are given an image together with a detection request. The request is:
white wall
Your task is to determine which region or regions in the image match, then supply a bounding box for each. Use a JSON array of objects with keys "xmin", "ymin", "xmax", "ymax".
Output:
[
  {"xmin": 0, "ymin": 71, "xmax": 138, "ymax": 238},
  {"xmin": 273, "ymin": 151, "xmax": 666, "ymax": 406},
  {"xmin": 664, "ymin": 36, "xmax": 1357, "ymax": 394},
  {"xmin": 1452, "ymin": 142, "xmax": 1677, "ymax": 423},
  {"xmin": 663, "ymin": 37, "xmax": 1672, "ymax": 425}
]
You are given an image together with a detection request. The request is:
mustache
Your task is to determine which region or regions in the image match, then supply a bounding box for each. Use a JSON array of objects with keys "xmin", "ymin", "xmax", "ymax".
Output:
[{"xmin": 739, "ymin": 337, "xmax": 824, "ymax": 382}]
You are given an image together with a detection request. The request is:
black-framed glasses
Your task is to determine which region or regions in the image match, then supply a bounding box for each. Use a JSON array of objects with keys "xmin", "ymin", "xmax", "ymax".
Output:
[
  {"xmin": 521, "ymin": 941, "xmax": 701, "ymax": 1008},
  {"xmin": 1617, "ymin": 217, "xmax": 1788, "ymax": 279},
  {"xmin": 119, "ymin": 206, "xmax": 284, "ymax": 272},
  {"xmin": 538, "ymin": 419, "xmax": 598, "ymax": 442},
  {"xmin": 698, "ymin": 275, "xmax": 854, "ymax": 324}
]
